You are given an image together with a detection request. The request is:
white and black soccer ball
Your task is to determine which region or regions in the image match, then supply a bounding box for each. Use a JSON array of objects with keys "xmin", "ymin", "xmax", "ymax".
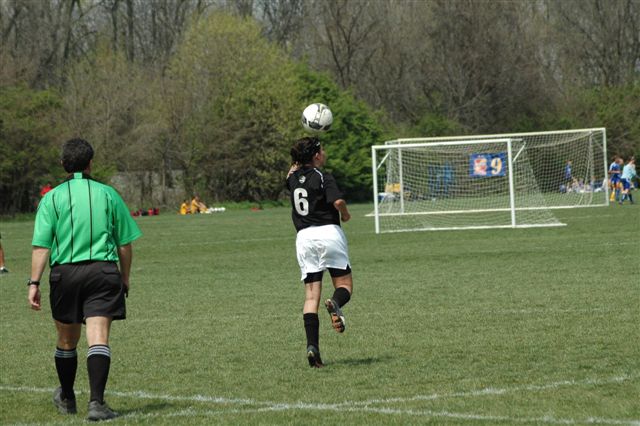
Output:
[{"xmin": 301, "ymin": 103, "xmax": 333, "ymax": 132}]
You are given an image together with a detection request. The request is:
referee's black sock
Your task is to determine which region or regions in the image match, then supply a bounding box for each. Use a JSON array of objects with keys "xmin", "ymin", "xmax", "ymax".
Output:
[
  {"xmin": 303, "ymin": 313, "xmax": 320, "ymax": 350},
  {"xmin": 54, "ymin": 347, "xmax": 77, "ymax": 400},
  {"xmin": 332, "ymin": 287, "xmax": 351, "ymax": 308},
  {"xmin": 87, "ymin": 345, "xmax": 111, "ymax": 403}
]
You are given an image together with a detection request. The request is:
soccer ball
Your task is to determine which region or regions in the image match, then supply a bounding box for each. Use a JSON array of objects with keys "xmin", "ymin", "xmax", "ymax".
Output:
[{"xmin": 301, "ymin": 103, "xmax": 333, "ymax": 132}]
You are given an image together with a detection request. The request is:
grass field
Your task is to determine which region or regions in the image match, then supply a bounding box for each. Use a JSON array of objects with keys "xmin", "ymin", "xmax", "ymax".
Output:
[{"xmin": 1, "ymin": 203, "xmax": 638, "ymax": 425}]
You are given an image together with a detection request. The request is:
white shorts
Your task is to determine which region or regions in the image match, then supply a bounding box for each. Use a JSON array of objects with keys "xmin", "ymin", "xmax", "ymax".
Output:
[{"xmin": 296, "ymin": 224, "xmax": 350, "ymax": 281}]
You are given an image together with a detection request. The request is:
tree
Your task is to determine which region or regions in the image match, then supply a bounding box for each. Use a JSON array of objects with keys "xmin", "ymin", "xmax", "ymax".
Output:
[
  {"xmin": 295, "ymin": 65, "xmax": 387, "ymax": 200},
  {"xmin": 166, "ymin": 13, "xmax": 303, "ymax": 201},
  {"xmin": 547, "ymin": 0, "xmax": 640, "ymax": 88},
  {"xmin": 0, "ymin": 85, "xmax": 62, "ymax": 213}
]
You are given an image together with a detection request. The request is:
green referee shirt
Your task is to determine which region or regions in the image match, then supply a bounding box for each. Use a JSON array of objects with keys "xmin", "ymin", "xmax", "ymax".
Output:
[{"xmin": 32, "ymin": 173, "xmax": 142, "ymax": 266}]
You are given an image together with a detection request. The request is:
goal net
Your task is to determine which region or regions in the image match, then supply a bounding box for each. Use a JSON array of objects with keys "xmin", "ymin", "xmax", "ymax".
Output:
[{"xmin": 371, "ymin": 129, "xmax": 609, "ymax": 233}]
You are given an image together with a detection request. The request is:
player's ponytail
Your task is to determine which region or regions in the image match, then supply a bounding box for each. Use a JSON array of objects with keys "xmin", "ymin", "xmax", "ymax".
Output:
[{"xmin": 291, "ymin": 137, "xmax": 321, "ymax": 165}]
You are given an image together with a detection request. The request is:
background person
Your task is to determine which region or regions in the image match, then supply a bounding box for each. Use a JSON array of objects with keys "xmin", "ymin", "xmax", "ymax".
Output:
[
  {"xmin": 286, "ymin": 136, "xmax": 354, "ymax": 368},
  {"xmin": 0, "ymin": 233, "xmax": 8, "ymax": 274},
  {"xmin": 609, "ymin": 156, "xmax": 623, "ymax": 202},
  {"xmin": 28, "ymin": 138, "xmax": 142, "ymax": 421},
  {"xmin": 564, "ymin": 160, "xmax": 572, "ymax": 186},
  {"xmin": 619, "ymin": 157, "xmax": 636, "ymax": 205},
  {"xmin": 179, "ymin": 199, "xmax": 190, "ymax": 215},
  {"xmin": 40, "ymin": 182, "xmax": 53, "ymax": 197}
]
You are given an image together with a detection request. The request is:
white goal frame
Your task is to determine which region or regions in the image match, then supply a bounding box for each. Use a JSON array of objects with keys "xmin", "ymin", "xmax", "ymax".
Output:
[
  {"xmin": 372, "ymin": 128, "xmax": 608, "ymax": 234},
  {"xmin": 371, "ymin": 137, "xmax": 577, "ymax": 233},
  {"xmin": 386, "ymin": 128, "xmax": 609, "ymax": 208}
]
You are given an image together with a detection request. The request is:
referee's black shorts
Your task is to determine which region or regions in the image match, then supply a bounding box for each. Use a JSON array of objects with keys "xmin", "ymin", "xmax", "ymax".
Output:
[{"xmin": 49, "ymin": 261, "xmax": 126, "ymax": 324}]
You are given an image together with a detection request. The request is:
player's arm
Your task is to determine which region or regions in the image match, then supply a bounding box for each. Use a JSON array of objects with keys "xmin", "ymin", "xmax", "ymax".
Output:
[
  {"xmin": 287, "ymin": 163, "xmax": 300, "ymax": 178},
  {"xmin": 333, "ymin": 199, "xmax": 351, "ymax": 222},
  {"xmin": 117, "ymin": 244, "xmax": 133, "ymax": 295},
  {"xmin": 28, "ymin": 246, "xmax": 50, "ymax": 310}
]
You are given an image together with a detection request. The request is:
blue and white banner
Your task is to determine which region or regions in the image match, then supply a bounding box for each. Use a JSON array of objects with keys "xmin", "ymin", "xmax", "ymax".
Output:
[{"xmin": 469, "ymin": 153, "xmax": 507, "ymax": 178}]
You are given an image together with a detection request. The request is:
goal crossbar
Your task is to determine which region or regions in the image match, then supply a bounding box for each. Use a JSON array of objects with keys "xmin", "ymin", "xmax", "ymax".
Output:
[{"xmin": 371, "ymin": 131, "xmax": 606, "ymax": 233}]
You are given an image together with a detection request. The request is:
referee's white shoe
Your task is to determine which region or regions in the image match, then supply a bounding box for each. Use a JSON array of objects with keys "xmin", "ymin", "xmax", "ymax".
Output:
[{"xmin": 325, "ymin": 299, "xmax": 345, "ymax": 333}]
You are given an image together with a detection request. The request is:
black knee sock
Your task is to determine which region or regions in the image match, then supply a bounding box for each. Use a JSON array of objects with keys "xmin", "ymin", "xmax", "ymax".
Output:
[
  {"xmin": 332, "ymin": 287, "xmax": 351, "ymax": 308},
  {"xmin": 54, "ymin": 347, "xmax": 77, "ymax": 400},
  {"xmin": 303, "ymin": 313, "xmax": 320, "ymax": 349},
  {"xmin": 87, "ymin": 345, "xmax": 111, "ymax": 403},
  {"xmin": 629, "ymin": 193, "xmax": 634, "ymax": 203}
]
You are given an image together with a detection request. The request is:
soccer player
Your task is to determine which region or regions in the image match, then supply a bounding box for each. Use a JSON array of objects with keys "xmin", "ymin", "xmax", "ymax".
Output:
[
  {"xmin": 564, "ymin": 160, "xmax": 572, "ymax": 186},
  {"xmin": 28, "ymin": 138, "xmax": 142, "ymax": 421},
  {"xmin": 609, "ymin": 156, "xmax": 623, "ymax": 202},
  {"xmin": 619, "ymin": 157, "xmax": 637, "ymax": 205},
  {"xmin": 286, "ymin": 136, "xmax": 353, "ymax": 368}
]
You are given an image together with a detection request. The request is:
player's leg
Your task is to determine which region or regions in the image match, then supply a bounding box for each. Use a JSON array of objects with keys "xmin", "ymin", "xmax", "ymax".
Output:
[
  {"xmin": 322, "ymin": 225, "xmax": 352, "ymax": 333},
  {"xmin": 326, "ymin": 270, "xmax": 352, "ymax": 333},
  {"xmin": 85, "ymin": 316, "xmax": 113, "ymax": 403},
  {"xmin": 0, "ymin": 240, "xmax": 8, "ymax": 273},
  {"xmin": 85, "ymin": 316, "xmax": 118, "ymax": 420},
  {"xmin": 82, "ymin": 262, "xmax": 125, "ymax": 420},
  {"xmin": 619, "ymin": 180, "xmax": 629, "ymax": 204},
  {"xmin": 53, "ymin": 321, "xmax": 81, "ymax": 414},
  {"xmin": 609, "ymin": 180, "xmax": 615, "ymax": 201},
  {"xmin": 303, "ymin": 275, "xmax": 324, "ymax": 367}
]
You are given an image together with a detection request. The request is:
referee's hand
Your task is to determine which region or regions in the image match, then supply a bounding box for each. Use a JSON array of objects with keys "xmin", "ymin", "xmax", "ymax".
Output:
[{"xmin": 28, "ymin": 286, "xmax": 41, "ymax": 310}]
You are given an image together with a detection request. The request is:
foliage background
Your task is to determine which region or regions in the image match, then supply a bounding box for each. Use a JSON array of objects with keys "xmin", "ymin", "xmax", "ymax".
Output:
[{"xmin": 1, "ymin": 0, "xmax": 638, "ymax": 213}]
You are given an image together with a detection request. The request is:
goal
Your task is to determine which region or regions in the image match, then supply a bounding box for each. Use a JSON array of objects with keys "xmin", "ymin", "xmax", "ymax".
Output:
[{"xmin": 371, "ymin": 129, "xmax": 608, "ymax": 233}]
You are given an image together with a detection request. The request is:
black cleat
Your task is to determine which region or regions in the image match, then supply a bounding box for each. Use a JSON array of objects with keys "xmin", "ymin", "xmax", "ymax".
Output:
[
  {"xmin": 325, "ymin": 298, "xmax": 345, "ymax": 333},
  {"xmin": 0, "ymin": 267, "xmax": 8, "ymax": 274},
  {"xmin": 307, "ymin": 345, "xmax": 324, "ymax": 368},
  {"xmin": 52, "ymin": 387, "xmax": 77, "ymax": 414},
  {"xmin": 87, "ymin": 400, "xmax": 118, "ymax": 421}
]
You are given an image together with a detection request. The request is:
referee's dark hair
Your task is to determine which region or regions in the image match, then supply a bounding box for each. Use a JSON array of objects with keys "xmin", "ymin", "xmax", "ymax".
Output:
[
  {"xmin": 291, "ymin": 137, "xmax": 321, "ymax": 165},
  {"xmin": 62, "ymin": 138, "xmax": 94, "ymax": 173}
]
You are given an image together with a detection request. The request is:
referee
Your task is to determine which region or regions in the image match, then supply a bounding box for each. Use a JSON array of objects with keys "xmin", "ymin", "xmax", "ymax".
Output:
[{"xmin": 28, "ymin": 138, "xmax": 142, "ymax": 421}]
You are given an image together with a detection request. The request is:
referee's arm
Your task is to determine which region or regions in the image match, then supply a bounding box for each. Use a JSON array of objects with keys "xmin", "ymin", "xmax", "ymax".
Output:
[
  {"xmin": 117, "ymin": 244, "xmax": 133, "ymax": 294},
  {"xmin": 28, "ymin": 246, "xmax": 50, "ymax": 310}
]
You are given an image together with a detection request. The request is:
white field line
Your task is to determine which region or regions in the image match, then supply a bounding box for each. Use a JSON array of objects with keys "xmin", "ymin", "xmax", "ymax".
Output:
[
  {"xmin": 0, "ymin": 385, "xmax": 264, "ymax": 406},
  {"xmin": 1, "ymin": 375, "xmax": 638, "ymax": 425},
  {"xmin": 5, "ymin": 407, "xmax": 640, "ymax": 426},
  {"xmin": 1, "ymin": 375, "xmax": 635, "ymax": 407},
  {"xmin": 116, "ymin": 406, "xmax": 640, "ymax": 426},
  {"xmin": 339, "ymin": 375, "xmax": 637, "ymax": 407}
]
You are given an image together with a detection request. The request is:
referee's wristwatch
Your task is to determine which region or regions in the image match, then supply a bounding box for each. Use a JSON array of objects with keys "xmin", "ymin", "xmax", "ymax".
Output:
[{"xmin": 27, "ymin": 278, "xmax": 40, "ymax": 286}]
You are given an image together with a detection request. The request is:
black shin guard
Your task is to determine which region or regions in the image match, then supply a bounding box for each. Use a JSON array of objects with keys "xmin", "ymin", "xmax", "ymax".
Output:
[
  {"xmin": 87, "ymin": 345, "xmax": 111, "ymax": 403},
  {"xmin": 332, "ymin": 287, "xmax": 351, "ymax": 308},
  {"xmin": 55, "ymin": 348, "xmax": 78, "ymax": 400},
  {"xmin": 303, "ymin": 313, "xmax": 320, "ymax": 349}
]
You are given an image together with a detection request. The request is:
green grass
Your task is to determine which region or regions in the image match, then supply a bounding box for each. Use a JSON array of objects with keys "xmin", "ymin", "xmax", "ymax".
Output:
[{"xmin": 1, "ymin": 204, "xmax": 638, "ymax": 425}]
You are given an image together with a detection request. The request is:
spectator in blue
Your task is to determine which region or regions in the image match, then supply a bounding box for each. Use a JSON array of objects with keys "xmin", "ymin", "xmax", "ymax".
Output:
[
  {"xmin": 564, "ymin": 160, "xmax": 572, "ymax": 184},
  {"xmin": 442, "ymin": 161, "xmax": 454, "ymax": 197},
  {"xmin": 428, "ymin": 163, "xmax": 439, "ymax": 199}
]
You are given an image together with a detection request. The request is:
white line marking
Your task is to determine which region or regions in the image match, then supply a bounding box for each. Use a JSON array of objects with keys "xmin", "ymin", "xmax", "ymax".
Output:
[
  {"xmin": 0, "ymin": 385, "xmax": 265, "ymax": 406},
  {"xmin": 118, "ymin": 406, "xmax": 640, "ymax": 425},
  {"xmin": 341, "ymin": 375, "xmax": 638, "ymax": 407},
  {"xmin": 1, "ymin": 374, "xmax": 638, "ymax": 425}
]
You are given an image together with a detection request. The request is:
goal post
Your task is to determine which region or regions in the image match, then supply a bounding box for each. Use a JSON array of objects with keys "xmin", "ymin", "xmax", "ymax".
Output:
[
  {"xmin": 372, "ymin": 137, "xmax": 578, "ymax": 233},
  {"xmin": 372, "ymin": 128, "xmax": 607, "ymax": 233}
]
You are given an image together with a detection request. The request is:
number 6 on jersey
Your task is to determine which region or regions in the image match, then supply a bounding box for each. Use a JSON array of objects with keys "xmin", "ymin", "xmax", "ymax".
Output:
[{"xmin": 293, "ymin": 188, "xmax": 309, "ymax": 216}]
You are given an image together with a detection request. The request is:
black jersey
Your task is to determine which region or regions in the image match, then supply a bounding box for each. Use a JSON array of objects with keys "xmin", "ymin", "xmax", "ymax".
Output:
[{"xmin": 286, "ymin": 166, "xmax": 343, "ymax": 232}]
